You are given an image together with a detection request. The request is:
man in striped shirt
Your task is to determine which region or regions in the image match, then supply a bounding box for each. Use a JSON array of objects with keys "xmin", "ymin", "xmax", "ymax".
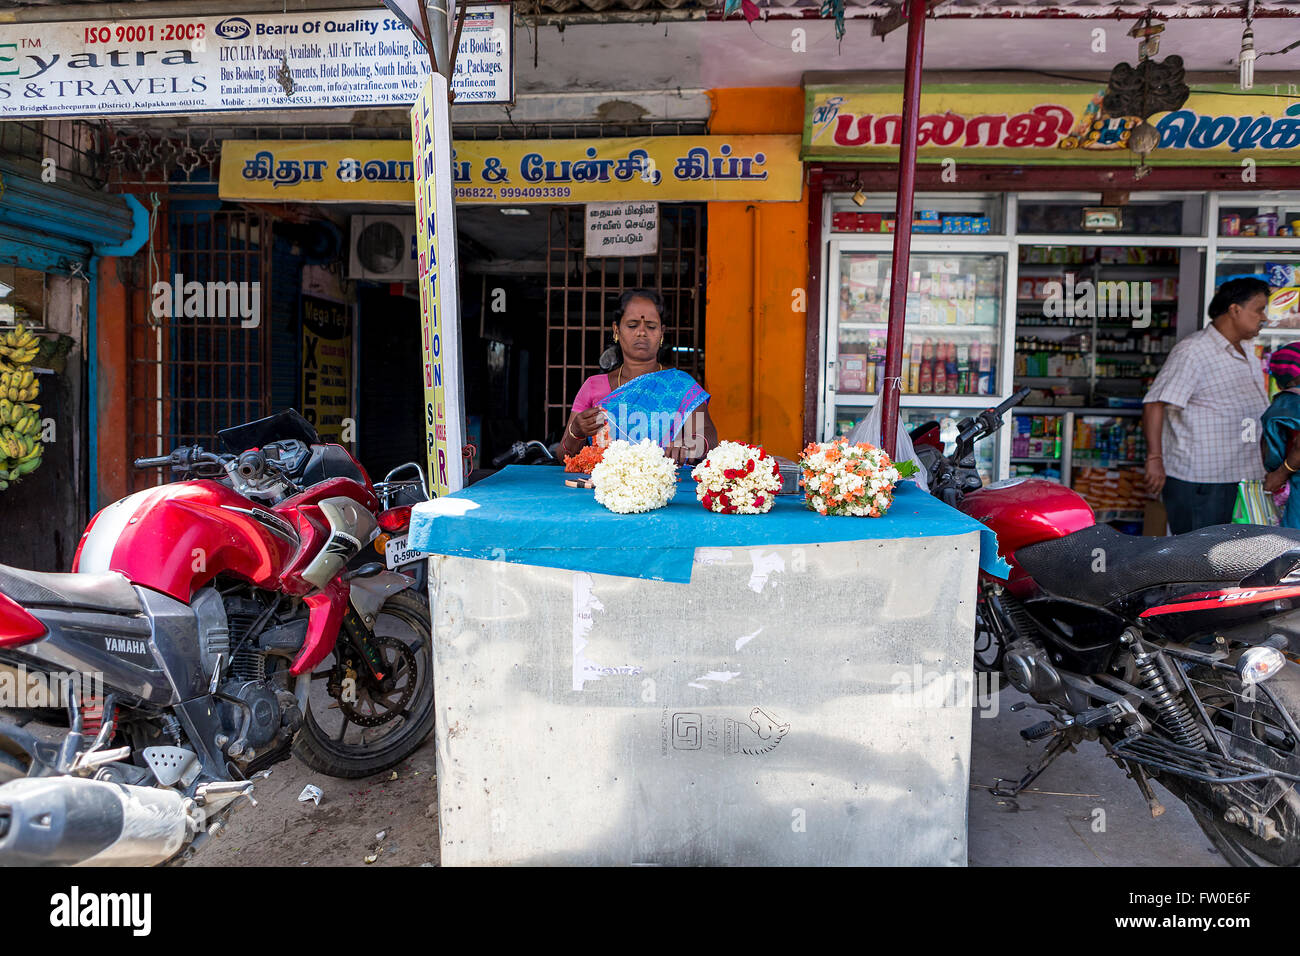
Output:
[{"xmin": 1142, "ymin": 277, "xmax": 1271, "ymax": 534}]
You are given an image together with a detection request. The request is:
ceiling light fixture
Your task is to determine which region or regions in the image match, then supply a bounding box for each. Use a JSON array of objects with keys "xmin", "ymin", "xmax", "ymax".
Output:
[
  {"xmin": 1239, "ymin": 0, "xmax": 1257, "ymax": 91},
  {"xmin": 499, "ymin": 208, "xmax": 531, "ymax": 216}
]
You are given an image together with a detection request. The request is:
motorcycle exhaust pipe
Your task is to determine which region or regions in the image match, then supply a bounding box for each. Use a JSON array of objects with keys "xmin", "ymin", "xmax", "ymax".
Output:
[{"xmin": 0, "ymin": 776, "xmax": 195, "ymax": 866}]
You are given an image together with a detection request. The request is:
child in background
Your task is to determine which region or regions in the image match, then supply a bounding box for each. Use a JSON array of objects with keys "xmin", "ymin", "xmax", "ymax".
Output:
[{"xmin": 1261, "ymin": 343, "xmax": 1300, "ymax": 526}]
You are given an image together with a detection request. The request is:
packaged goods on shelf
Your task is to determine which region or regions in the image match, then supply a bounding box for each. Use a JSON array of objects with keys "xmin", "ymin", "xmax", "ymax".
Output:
[
  {"xmin": 1073, "ymin": 465, "xmax": 1145, "ymax": 515},
  {"xmin": 838, "ymin": 353, "xmax": 869, "ymax": 394},
  {"xmin": 1073, "ymin": 416, "xmax": 1146, "ymax": 464},
  {"xmin": 1012, "ymin": 414, "xmax": 1063, "ymax": 459},
  {"xmin": 832, "ymin": 212, "xmax": 885, "ymax": 233},
  {"xmin": 1267, "ymin": 263, "xmax": 1298, "ymax": 288},
  {"xmin": 1267, "ymin": 287, "xmax": 1300, "ymax": 328}
]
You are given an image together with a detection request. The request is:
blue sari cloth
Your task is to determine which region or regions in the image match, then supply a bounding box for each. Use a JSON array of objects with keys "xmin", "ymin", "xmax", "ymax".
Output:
[
  {"xmin": 598, "ymin": 368, "xmax": 709, "ymax": 448},
  {"xmin": 1262, "ymin": 389, "xmax": 1300, "ymax": 528}
]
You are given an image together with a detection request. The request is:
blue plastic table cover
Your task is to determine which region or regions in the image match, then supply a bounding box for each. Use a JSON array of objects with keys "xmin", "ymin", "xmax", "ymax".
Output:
[{"xmin": 407, "ymin": 465, "xmax": 1009, "ymax": 584}]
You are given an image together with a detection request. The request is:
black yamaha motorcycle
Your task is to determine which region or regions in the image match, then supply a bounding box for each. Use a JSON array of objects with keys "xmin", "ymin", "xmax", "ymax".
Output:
[{"xmin": 917, "ymin": 389, "xmax": 1300, "ymax": 866}]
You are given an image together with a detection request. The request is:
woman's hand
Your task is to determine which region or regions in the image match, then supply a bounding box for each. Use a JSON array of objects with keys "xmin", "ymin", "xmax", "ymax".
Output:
[
  {"xmin": 1143, "ymin": 457, "xmax": 1166, "ymax": 497},
  {"xmin": 573, "ymin": 407, "xmax": 605, "ymax": 438},
  {"xmin": 1265, "ymin": 466, "xmax": 1291, "ymax": 494}
]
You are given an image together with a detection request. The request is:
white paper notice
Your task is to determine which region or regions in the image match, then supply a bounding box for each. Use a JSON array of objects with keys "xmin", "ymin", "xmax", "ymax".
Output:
[{"xmin": 585, "ymin": 201, "xmax": 659, "ymax": 258}]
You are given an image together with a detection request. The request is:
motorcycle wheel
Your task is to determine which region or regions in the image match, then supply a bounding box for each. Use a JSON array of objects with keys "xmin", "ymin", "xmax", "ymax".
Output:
[
  {"xmin": 1180, "ymin": 666, "xmax": 1300, "ymax": 867},
  {"xmin": 293, "ymin": 590, "xmax": 436, "ymax": 779}
]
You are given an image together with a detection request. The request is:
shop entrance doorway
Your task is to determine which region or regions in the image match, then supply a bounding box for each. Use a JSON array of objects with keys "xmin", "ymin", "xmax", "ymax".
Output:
[
  {"xmin": 456, "ymin": 202, "xmax": 707, "ymax": 468},
  {"xmin": 543, "ymin": 204, "xmax": 707, "ymax": 438}
]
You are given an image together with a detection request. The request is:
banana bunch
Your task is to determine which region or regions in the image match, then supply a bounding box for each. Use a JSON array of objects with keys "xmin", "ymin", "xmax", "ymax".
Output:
[
  {"xmin": 0, "ymin": 368, "xmax": 37, "ymax": 402},
  {"xmin": 0, "ymin": 398, "xmax": 40, "ymax": 435},
  {"xmin": 0, "ymin": 322, "xmax": 39, "ymax": 366},
  {"xmin": 0, "ymin": 322, "xmax": 42, "ymax": 490}
]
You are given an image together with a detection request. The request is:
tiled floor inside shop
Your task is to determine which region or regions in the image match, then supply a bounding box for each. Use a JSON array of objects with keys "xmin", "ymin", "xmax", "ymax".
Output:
[{"xmin": 968, "ymin": 686, "xmax": 1226, "ymax": 866}]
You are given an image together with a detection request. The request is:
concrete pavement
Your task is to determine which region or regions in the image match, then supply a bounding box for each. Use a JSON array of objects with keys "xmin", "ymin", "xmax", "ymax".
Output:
[{"xmin": 967, "ymin": 687, "xmax": 1226, "ymax": 866}]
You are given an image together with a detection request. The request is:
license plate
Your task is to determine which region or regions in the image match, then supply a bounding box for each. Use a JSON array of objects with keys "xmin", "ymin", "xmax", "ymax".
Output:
[{"xmin": 384, "ymin": 535, "xmax": 423, "ymax": 570}]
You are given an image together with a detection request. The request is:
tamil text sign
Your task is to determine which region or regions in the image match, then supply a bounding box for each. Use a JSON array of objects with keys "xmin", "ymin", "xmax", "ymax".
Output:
[
  {"xmin": 585, "ymin": 202, "xmax": 658, "ymax": 257},
  {"xmin": 218, "ymin": 135, "xmax": 803, "ymax": 204},
  {"xmin": 805, "ymin": 82, "xmax": 1300, "ymax": 165}
]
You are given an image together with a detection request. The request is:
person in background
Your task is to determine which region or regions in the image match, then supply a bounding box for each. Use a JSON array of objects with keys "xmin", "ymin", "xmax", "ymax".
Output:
[
  {"xmin": 1142, "ymin": 277, "xmax": 1271, "ymax": 533},
  {"xmin": 1261, "ymin": 343, "xmax": 1300, "ymax": 527}
]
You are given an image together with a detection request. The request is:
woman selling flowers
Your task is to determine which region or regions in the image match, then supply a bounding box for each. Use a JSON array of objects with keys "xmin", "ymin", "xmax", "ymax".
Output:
[{"xmin": 559, "ymin": 289, "xmax": 718, "ymax": 465}]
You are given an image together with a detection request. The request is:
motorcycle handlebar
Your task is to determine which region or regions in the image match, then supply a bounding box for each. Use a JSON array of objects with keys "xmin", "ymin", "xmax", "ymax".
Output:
[
  {"xmin": 133, "ymin": 455, "xmax": 172, "ymax": 469},
  {"xmin": 492, "ymin": 441, "xmax": 526, "ymax": 469},
  {"xmin": 990, "ymin": 387, "xmax": 1033, "ymax": 418},
  {"xmin": 235, "ymin": 449, "xmax": 267, "ymax": 480}
]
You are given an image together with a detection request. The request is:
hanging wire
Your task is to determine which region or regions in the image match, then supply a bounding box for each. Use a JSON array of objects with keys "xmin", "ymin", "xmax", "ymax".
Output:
[{"xmin": 146, "ymin": 193, "xmax": 161, "ymax": 329}]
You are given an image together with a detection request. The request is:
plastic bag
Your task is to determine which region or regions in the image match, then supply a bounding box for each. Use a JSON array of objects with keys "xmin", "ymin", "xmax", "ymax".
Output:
[{"xmin": 848, "ymin": 400, "xmax": 928, "ymax": 490}]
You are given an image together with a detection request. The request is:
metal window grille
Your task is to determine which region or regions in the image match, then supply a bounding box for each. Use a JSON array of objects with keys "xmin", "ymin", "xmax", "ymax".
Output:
[
  {"xmin": 544, "ymin": 203, "xmax": 705, "ymax": 439},
  {"xmin": 103, "ymin": 119, "xmax": 708, "ymax": 186},
  {"xmin": 0, "ymin": 120, "xmax": 107, "ymax": 189},
  {"xmin": 128, "ymin": 208, "xmax": 273, "ymax": 488}
]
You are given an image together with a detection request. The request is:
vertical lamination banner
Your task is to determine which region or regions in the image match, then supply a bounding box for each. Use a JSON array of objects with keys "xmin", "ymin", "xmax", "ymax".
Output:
[{"xmin": 411, "ymin": 73, "xmax": 464, "ymax": 496}]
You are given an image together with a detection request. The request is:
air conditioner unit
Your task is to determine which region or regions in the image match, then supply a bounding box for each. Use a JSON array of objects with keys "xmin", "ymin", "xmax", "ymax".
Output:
[{"xmin": 347, "ymin": 215, "xmax": 417, "ymax": 281}]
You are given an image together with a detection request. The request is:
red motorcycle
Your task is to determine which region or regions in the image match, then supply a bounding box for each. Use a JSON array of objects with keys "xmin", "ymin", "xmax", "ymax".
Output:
[
  {"xmin": 919, "ymin": 389, "xmax": 1300, "ymax": 866},
  {"xmin": 0, "ymin": 410, "xmax": 434, "ymax": 865}
]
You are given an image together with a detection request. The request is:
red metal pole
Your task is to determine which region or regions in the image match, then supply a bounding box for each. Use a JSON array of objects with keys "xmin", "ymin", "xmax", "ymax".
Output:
[{"xmin": 880, "ymin": 0, "xmax": 928, "ymax": 458}]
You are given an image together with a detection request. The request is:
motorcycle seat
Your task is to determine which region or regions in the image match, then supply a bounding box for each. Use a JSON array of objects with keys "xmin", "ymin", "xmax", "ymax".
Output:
[
  {"xmin": 0, "ymin": 564, "xmax": 142, "ymax": 615},
  {"xmin": 1014, "ymin": 523, "xmax": 1300, "ymax": 607}
]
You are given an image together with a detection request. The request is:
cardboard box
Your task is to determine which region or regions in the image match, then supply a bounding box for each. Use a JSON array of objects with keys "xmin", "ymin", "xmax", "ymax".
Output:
[{"xmin": 839, "ymin": 353, "xmax": 868, "ymax": 393}]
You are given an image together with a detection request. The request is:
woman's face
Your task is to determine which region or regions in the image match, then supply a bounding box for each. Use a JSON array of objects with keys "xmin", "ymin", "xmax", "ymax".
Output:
[{"xmin": 616, "ymin": 298, "xmax": 664, "ymax": 362}]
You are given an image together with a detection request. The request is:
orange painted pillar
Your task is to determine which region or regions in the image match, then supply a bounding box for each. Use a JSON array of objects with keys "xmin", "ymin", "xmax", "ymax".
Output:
[{"xmin": 705, "ymin": 87, "xmax": 809, "ymax": 460}]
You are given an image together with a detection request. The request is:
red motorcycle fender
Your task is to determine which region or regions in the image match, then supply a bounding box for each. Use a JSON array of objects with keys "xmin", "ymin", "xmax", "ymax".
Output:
[
  {"xmin": 348, "ymin": 570, "xmax": 415, "ymax": 624},
  {"xmin": 291, "ymin": 577, "xmax": 349, "ymax": 676}
]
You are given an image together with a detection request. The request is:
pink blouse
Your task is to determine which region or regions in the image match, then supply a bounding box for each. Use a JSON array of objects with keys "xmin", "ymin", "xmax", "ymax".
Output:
[{"xmin": 572, "ymin": 373, "xmax": 614, "ymax": 416}]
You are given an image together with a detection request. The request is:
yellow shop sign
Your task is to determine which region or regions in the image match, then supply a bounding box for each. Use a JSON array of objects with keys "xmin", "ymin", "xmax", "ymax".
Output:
[
  {"xmin": 804, "ymin": 82, "xmax": 1300, "ymax": 165},
  {"xmin": 219, "ymin": 136, "xmax": 804, "ymax": 203}
]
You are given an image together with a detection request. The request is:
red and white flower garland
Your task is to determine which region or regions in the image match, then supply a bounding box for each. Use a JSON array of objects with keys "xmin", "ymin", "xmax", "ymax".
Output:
[{"xmin": 690, "ymin": 441, "xmax": 783, "ymax": 514}]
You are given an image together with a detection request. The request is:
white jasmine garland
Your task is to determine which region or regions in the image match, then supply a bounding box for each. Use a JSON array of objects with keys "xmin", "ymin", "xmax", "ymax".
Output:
[
  {"xmin": 690, "ymin": 441, "xmax": 782, "ymax": 514},
  {"xmin": 591, "ymin": 438, "xmax": 679, "ymax": 514}
]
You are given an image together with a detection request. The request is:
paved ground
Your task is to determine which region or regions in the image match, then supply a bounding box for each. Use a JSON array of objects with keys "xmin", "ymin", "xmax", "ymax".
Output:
[
  {"xmin": 193, "ymin": 686, "xmax": 1227, "ymax": 867},
  {"xmin": 967, "ymin": 687, "xmax": 1225, "ymax": 866},
  {"xmin": 185, "ymin": 736, "xmax": 441, "ymax": 868},
  {"xmin": 15, "ymin": 688, "xmax": 1228, "ymax": 866}
]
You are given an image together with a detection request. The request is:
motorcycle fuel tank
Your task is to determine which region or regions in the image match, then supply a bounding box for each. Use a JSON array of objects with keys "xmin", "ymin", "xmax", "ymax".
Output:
[
  {"xmin": 961, "ymin": 477, "xmax": 1095, "ymax": 579},
  {"xmin": 74, "ymin": 482, "xmax": 300, "ymax": 603}
]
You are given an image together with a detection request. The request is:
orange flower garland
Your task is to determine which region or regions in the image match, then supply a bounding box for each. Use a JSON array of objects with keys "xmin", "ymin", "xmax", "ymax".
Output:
[{"xmin": 798, "ymin": 438, "xmax": 911, "ymax": 517}]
